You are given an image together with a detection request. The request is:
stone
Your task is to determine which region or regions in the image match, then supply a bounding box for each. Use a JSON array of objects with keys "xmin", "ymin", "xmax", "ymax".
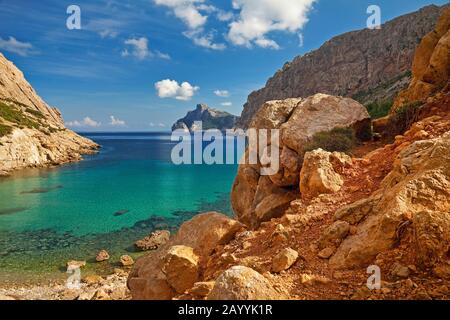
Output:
[
  {"xmin": 77, "ymin": 290, "xmax": 96, "ymax": 300},
  {"xmin": 318, "ymin": 221, "xmax": 350, "ymax": 250},
  {"xmin": 300, "ymin": 274, "xmax": 331, "ymax": 286},
  {"xmin": 188, "ymin": 281, "xmax": 215, "ymax": 297},
  {"xmin": 207, "ymin": 266, "xmax": 280, "ymax": 300},
  {"xmin": 135, "ymin": 230, "xmax": 170, "ymax": 251},
  {"xmin": 95, "ymin": 250, "xmax": 110, "ymax": 262},
  {"xmin": 300, "ymin": 149, "xmax": 344, "ymax": 199},
  {"xmin": 248, "ymin": 98, "xmax": 301, "ymax": 130},
  {"xmin": 82, "ymin": 275, "xmax": 103, "ymax": 285},
  {"xmin": 391, "ymin": 263, "xmax": 411, "ymax": 279},
  {"xmin": 66, "ymin": 260, "xmax": 86, "ymax": 269},
  {"xmin": 0, "ymin": 294, "xmax": 16, "ymax": 300},
  {"xmin": 318, "ymin": 247, "xmax": 335, "ymax": 259},
  {"xmin": 271, "ymin": 248, "xmax": 298, "ymax": 273},
  {"xmin": 92, "ymin": 289, "xmax": 110, "ymax": 300},
  {"xmin": 120, "ymin": 255, "xmax": 134, "ymax": 267},
  {"xmin": 162, "ymin": 245, "xmax": 199, "ymax": 294}
]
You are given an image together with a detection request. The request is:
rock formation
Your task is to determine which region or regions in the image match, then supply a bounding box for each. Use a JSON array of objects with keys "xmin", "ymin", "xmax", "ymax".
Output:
[
  {"xmin": 0, "ymin": 53, "xmax": 98, "ymax": 175},
  {"xmin": 172, "ymin": 104, "xmax": 238, "ymax": 132},
  {"xmin": 237, "ymin": 5, "xmax": 446, "ymax": 128},
  {"xmin": 392, "ymin": 6, "xmax": 450, "ymax": 112},
  {"xmin": 231, "ymin": 94, "xmax": 370, "ymax": 227}
]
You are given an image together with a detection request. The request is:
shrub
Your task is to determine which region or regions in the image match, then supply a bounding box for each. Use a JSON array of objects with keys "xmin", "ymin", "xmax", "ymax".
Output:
[
  {"xmin": 365, "ymin": 100, "xmax": 393, "ymax": 119},
  {"xmin": 0, "ymin": 123, "xmax": 12, "ymax": 137},
  {"xmin": 303, "ymin": 127, "xmax": 357, "ymax": 153},
  {"xmin": 25, "ymin": 107, "xmax": 44, "ymax": 119},
  {"xmin": 0, "ymin": 101, "xmax": 40, "ymax": 129},
  {"xmin": 386, "ymin": 101, "xmax": 423, "ymax": 137}
]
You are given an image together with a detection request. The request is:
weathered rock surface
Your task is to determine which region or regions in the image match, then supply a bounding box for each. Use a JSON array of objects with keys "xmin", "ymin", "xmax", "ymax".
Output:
[
  {"xmin": 0, "ymin": 53, "xmax": 98, "ymax": 174},
  {"xmin": 300, "ymin": 149, "xmax": 345, "ymax": 199},
  {"xmin": 120, "ymin": 255, "xmax": 134, "ymax": 266},
  {"xmin": 172, "ymin": 104, "xmax": 238, "ymax": 132},
  {"xmin": 207, "ymin": 266, "xmax": 280, "ymax": 300},
  {"xmin": 393, "ymin": 6, "xmax": 450, "ymax": 111},
  {"xmin": 271, "ymin": 248, "xmax": 298, "ymax": 273},
  {"xmin": 330, "ymin": 132, "xmax": 450, "ymax": 269},
  {"xmin": 237, "ymin": 5, "xmax": 445, "ymax": 128},
  {"xmin": 95, "ymin": 250, "xmax": 110, "ymax": 262},
  {"xmin": 162, "ymin": 245, "xmax": 199, "ymax": 294},
  {"xmin": 231, "ymin": 94, "xmax": 369, "ymax": 227},
  {"xmin": 128, "ymin": 212, "xmax": 243, "ymax": 300},
  {"xmin": 134, "ymin": 230, "xmax": 170, "ymax": 251}
]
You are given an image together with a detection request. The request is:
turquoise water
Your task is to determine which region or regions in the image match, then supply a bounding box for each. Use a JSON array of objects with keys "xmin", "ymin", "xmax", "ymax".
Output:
[{"xmin": 0, "ymin": 132, "xmax": 239, "ymax": 284}]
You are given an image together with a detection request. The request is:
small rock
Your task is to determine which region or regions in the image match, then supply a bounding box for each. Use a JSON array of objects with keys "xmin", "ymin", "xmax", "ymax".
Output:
[
  {"xmin": 242, "ymin": 241, "xmax": 252, "ymax": 250},
  {"xmin": 189, "ymin": 281, "xmax": 215, "ymax": 297},
  {"xmin": 77, "ymin": 290, "xmax": 96, "ymax": 300},
  {"xmin": 391, "ymin": 263, "xmax": 410, "ymax": 279},
  {"xmin": 351, "ymin": 286, "xmax": 371, "ymax": 300},
  {"xmin": 95, "ymin": 250, "xmax": 110, "ymax": 262},
  {"xmin": 119, "ymin": 255, "xmax": 134, "ymax": 267},
  {"xmin": 163, "ymin": 245, "xmax": 199, "ymax": 294},
  {"xmin": 318, "ymin": 247, "xmax": 335, "ymax": 259},
  {"xmin": 300, "ymin": 273, "xmax": 331, "ymax": 285},
  {"xmin": 135, "ymin": 230, "xmax": 170, "ymax": 251},
  {"xmin": 93, "ymin": 289, "xmax": 110, "ymax": 300},
  {"xmin": 272, "ymin": 247, "xmax": 298, "ymax": 273},
  {"xmin": 82, "ymin": 274, "xmax": 103, "ymax": 285},
  {"xmin": 66, "ymin": 260, "xmax": 86, "ymax": 269}
]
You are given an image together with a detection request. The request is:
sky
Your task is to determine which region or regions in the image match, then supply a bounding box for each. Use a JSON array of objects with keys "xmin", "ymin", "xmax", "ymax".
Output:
[{"xmin": 0, "ymin": 0, "xmax": 447, "ymax": 131}]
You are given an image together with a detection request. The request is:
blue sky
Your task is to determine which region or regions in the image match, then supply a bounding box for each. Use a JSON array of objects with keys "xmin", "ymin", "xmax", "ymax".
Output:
[{"xmin": 0, "ymin": 0, "xmax": 446, "ymax": 131}]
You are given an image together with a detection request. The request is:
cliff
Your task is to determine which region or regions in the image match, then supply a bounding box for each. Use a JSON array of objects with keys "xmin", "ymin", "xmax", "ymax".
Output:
[
  {"xmin": 237, "ymin": 5, "xmax": 446, "ymax": 128},
  {"xmin": 172, "ymin": 104, "xmax": 238, "ymax": 132},
  {"xmin": 0, "ymin": 53, "xmax": 98, "ymax": 175}
]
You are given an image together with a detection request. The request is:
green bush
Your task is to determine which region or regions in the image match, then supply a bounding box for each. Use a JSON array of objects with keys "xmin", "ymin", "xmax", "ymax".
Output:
[
  {"xmin": 365, "ymin": 100, "xmax": 393, "ymax": 119},
  {"xmin": 303, "ymin": 127, "xmax": 357, "ymax": 153},
  {"xmin": 0, "ymin": 101, "xmax": 40, "ymax": 129},
  {"xmin": 25, "ymin": 107, "xmax": 44, "ymax": 119},
  {"xmin": 0, "ymin": 123, "xmax": 12, "ymax": 137}
]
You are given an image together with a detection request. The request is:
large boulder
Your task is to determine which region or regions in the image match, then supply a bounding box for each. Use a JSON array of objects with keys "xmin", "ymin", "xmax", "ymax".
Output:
[
  {"xmin": 330, "ymin": 132, "xmax": 450, "ymax": 269},
  {"xmin": 299, "ymin": 149, "xmax": 345, "ymax": 199},
  {"xmin": 231, "ymin": 94, "xmax": 370, "ymax": 227},
  {"xmin": 207, "ymin": 266, "xmax": 280, "ymax": 300},
  {"xmin": 128, "ymin": 212, "xmax": 243, "ymax": 299},
  {"xmin": 392, "ymin": 7, "xmax": 450, "ymax": 111}
]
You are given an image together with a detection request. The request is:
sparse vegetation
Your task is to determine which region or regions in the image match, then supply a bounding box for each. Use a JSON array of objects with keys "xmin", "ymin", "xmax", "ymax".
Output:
[
  {"xmin": 0, "ymin": 123, "xmax": 13, "ymax": 137},
  {"xmin": 386, "ymin": 101, "xmax": 423, "ymax": 137},
  {"xmin": 0, "ymin": 101, "xmax": 41, "ymax": 129},
  {"xmin": 365, "ymin": 100, "xmax": 393, "ymax": 119},
  {"xmin": 303, "ymin": 127, "xmax": 357, "ymax": 153},
  {"xmin": 25, "ymin": 107, "xmax": 44, "ymax": 119}
]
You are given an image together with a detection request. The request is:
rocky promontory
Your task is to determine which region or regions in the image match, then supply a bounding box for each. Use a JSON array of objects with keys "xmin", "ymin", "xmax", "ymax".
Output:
[
  {"xmin": 172, "ymin": 104, "xmax": 238, "ymax": 132},
  {"xmin": 0, "ymin": 53, "xmax": 98, "ymax": 175}
]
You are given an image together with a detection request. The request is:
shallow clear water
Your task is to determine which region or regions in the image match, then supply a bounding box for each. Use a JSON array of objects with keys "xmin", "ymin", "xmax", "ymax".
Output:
[{"xmin": 0, "ymin": 132, "xmax": 239, "ymax": 284}]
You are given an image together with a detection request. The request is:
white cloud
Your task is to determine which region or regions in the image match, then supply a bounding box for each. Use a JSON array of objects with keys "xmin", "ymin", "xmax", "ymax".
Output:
[
  {"xmin": 155, "ymin": 79, "xmax": 199, "ymax": 101},
  {"xmin": 184, "ymin": 29, "xmax": 226, "ymax": 50},
  {"xmin": 0, "ymin": 37, "xmax": 35, "ymax": 56},
  {"xmin": 214, "ymin": 90, "xmax": 230, "ymax": 97},
  {"xmin": 122, "ymin": 37, "xmax": 170, "ymax": 60},
  {"xmin": 153, "ymin": 0, "xmax": 208, "ymax": 29},
  {"xmin": 228, "ymin": 0, "xmax": 315, "ymax": 49},
  {"xmin": 150, "ymin": 122, "xmax": 166, "ymax": 127},
  {"xmin": 221, "ymin": 102, "xmax": 232, "ymax": 107},
  {"xmin": 110, "ymin": 115, "xmax": 126, "ymax": 126},
  {"xmin": 66, "ymin": 117, "xmax": 101, "ymax": 128}
]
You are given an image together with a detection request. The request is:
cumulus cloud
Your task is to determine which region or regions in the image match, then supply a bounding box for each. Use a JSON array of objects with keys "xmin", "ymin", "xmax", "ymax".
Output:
[
  {"xmin": 221, "ymin": 102, "xmax": 232, "ymax": 107},
  {"xmin": 214, "ymin": 90, "xmax": 230, "ymax": 97},
  {"xmin": 109, "ymin": 115, "xmax": 126, "ymax": 126},
  {"xmin": 0, "ymin": 37, "xmax": 35, "ymax": 56},
  {"xmin": 66, "ymin": 117, "xmax": 101, "ymax": 128},
  {"xmin": 153, "ymin": 0, "xmax": 208, "ymax": 29},
  {"xmin": 155, "ymin": 79, "xmax": 199, "ymax": 101},
  {"xmin": 122, "ymin": 37, "xmax": 170, "ymax": 60},
  {"xmin": 228, "ymin": 0, "xmax": 315, "ymax": 49},
  {"xmin": 184, "ymin": 29, "xmax": 226, "ymax": 50}
]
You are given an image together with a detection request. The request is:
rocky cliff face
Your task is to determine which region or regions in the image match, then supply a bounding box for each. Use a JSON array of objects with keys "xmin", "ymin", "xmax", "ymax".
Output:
[
  {"xmin": 0, "ymin": 53, "xmax": 98, "ymax": 175},
  {"xmin": 172, "ymin": 104, "xmax": 238, "ymax": 132},
  {"xmin": 237, "ymin": 5, "xmax": 446, "ymax": 128}
]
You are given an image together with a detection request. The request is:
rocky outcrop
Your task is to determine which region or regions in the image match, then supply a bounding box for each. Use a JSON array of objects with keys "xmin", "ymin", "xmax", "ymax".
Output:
[
  {"xmin": 0, "ymin": 53, "xmax": 98, "ymax": 175},
  {"xmin": 207, "ymin": 266, "xmax": 280, "ymax": 300},
  {"xmin": 330, "ymin": 131, "xmax": 450, "ymax": 269},
  {"xmin": 134, "ymin": 230, "xmax": 170, "ymax": 251},
  {"xmin": 172, "ymin": 104, "xmax": 238, "ymax": 132},
  {"xmin": 128, "ymin": 212, "xmax": 243, "ymax": 299},
  {"xmin": 392, "ymin": 6, "xmax": 450, "ymax": 112},
  {"xmin": 237, "ymin": 5, "xmax": 445, "ymax": 128},
  {"xmin": 231, "ymin": 94, "xmax": 370, "ymax": 227}
]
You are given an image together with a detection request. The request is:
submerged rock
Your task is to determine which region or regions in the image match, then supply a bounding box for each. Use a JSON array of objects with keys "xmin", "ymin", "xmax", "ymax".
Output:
[{"xmin": 135, "ymin": 230, "xmax": 170, "ymax": 251}]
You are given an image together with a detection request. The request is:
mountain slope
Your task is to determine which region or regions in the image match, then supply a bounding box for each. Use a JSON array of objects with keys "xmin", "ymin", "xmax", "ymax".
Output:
[
  {"xmin": 237, "ymin": 5, "xmax": 446, "ymax": 128},
  {"xmin": 0, "ymin": 53, "xmax": 98, "ymax": 175}
]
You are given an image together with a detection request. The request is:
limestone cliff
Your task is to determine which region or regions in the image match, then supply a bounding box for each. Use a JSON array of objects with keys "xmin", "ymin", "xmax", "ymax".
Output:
[
  {"xmin": 0, "ymin": 53, "xmax": 98, "ymax": 175},
  {"xmin": 172, "ymin": 104, "xmax": 238, "ymax": 132},
  {"xmin": 237, "ymin": 5, "xmax": 446, "ymax": 128}
]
